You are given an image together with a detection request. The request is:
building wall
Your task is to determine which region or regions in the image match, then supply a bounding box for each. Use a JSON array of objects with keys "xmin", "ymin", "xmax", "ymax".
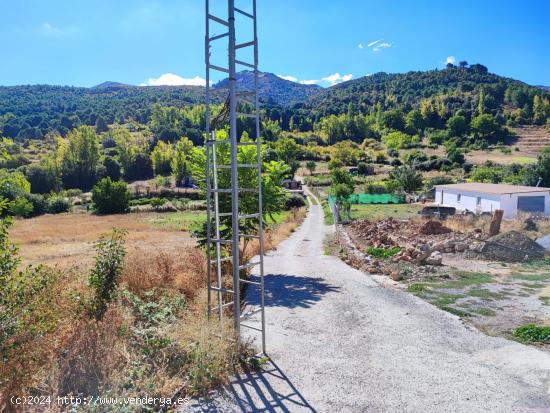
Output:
[
  {"xmin": 435, "ymin": 187, "xmax": 550, "ymax": 218},
  {"xmin": 435, "ymin": 188, "xmax": 500, "ymax": 214},
  {"xmin": 500, "ymin": 192, "xmax": 550, "ymax": 218}
]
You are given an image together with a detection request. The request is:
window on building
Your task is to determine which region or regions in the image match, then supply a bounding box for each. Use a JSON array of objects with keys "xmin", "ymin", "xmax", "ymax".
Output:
[
  {"xmin": 476, "ymin": 196, "xmax": 481, "ymax": 206},
  {"xmin": 457, "ymin": 194, "xmax": 461, "ymax": 203}
]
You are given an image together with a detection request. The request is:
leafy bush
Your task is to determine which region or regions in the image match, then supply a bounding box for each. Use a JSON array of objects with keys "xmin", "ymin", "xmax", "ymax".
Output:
[
  {"xmin": 88, "ymin": 229, "xmax": 127, "ymax": 320},
  {"xmin": 365, "ymin": 182, "xmax": 389, "ymax": 194},
  {"xmin": 47, "ymin": 195, "xmax": 70, "ymax": 214},
  {"xmin": 390, "ymin": 164, "xmax": 423, "ymax": 192},
  {"xmin": 0, "ymin": 215, "xmax": 61, "ymax": 397},
  {"xmin": 150, "ymin": 197, "xmax": 166, "ymax": 209},
  {"xmin": 403, "ymin": 150, "xmax": 428, "ymax": 164},
  {"xmin": 92, "ymin": 177, "xmax": 130, "ymax": 214},
  {"xmin": 513, "ymin": 324, "xmax": 550, "ymax": 343},
  {"xmin": 357, "ymin": 162, "xmax": 374, "ymax": 176},
  {"xmin": 366, "ymin": 246, "xmax": 401, "ymax": 259},
  {"xmin": 9, "ymin": 197, "xmax": 34, "ymax": 218},
  {"xmin": 469, "ymin": 166, "xmax": 504, "ymax": 183},
  {"xmin": 285, "ymin": 194, "xmax": 307, "ymax": 210},
  {"xmin": 25, "ymin": 193, "xmax": 47, "ymax": 216},
  {"xmin": 386, "ymin": 148, "xmax": 399, "ymax": 158},
  {"xmin": 426, "ymin": 129, "xmax": 449, "ymax": 145},
  {"xmin": 382, "ymin": 131, "xmax": 419, "ymax": 150},
  {"xmin": 428, "ymin": 176, "xmax": 455, "ymax": 187}
]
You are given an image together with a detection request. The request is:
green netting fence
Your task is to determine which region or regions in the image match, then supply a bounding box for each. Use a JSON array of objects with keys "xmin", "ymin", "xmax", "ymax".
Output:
[{"xmin": 328, "ymin": 193, "xmax": 405, "ymax": 205}]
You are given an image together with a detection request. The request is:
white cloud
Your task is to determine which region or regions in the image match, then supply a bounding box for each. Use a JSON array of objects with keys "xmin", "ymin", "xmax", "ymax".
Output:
[
  {"xmin": 322, "ymin": 73, "xmax": 353, "ymax": 86},
  {"xmin": 358, "ymin": 43, "xmax": 364, "ymax": 49},
  {"xmin": 277, "ymin": 74, "xmax": 299, "ymax": 82},
  {"xmin": 140, "ymin": 73, "xmax": 207, "ymax": 86},
  {"xmin": 40, "ymin": 22, "xmax": 59, "ymax": 33},
  {"xmin": 277, "ymin": 75, "xmax": 320, "ymax": 85},
  {"xmin": 367, "ymin": 39, "xmax": 392, "ymax": 52},
  {"xmin": 300, "ymin": 79, "xmax": 320, "ymax": 85},
  {"xmin": 38, "ymin": 21, "xmax": 79, "ymax": 37},
  {"xmin": 446, "ymin": 56, "xmax": 457, "ymax": 65}
]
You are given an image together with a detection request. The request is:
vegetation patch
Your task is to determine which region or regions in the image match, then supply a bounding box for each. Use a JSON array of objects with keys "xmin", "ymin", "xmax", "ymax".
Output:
[
  {"xmin": 147, "ymin": 211, "xmax": 205, "ymax": 231},
  {"xmin": 436, "ymin": 271, "xmax": 493, "ymax": 289},
  {"xmin": 350, "ymin": 204, "xmax": 423, "ymax": 221},
  {"xmin": 366, "ymin": 246, "xmax": 402, "ymax": 259},
  {"xmin": 466, "ymin": 288, "xmax": 506, "ymax": 300},
  {"xmin": 471, "ymin": 307, "xmax": 497, "ymax": 316},
  {"xmin": 439, "ymin": 306, "xmax": 471, "ymax": 317},
  {"xmin": 511, "ymin": 272, "xmax": 550, "ymax": 282},
  {"xmin": 407, "ymin": 283, "xmax": 428, "ymax": 293},
  {"xmin": 513, "ymin": 324, "xmax": 550, "ymax": 343}
]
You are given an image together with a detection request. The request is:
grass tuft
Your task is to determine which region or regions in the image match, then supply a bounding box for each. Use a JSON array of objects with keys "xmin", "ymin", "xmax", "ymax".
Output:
[{"xmin": 513, "ymin": 324, "xmax": 550, "ymax": 343}]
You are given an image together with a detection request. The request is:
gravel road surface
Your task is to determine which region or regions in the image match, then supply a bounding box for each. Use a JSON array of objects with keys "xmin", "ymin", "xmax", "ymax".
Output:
[{"xmin": 183, "ymin": 204, "xmax": 550, "ymax": 413}]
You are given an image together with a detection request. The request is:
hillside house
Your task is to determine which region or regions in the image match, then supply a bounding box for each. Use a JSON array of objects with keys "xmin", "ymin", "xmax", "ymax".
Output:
[{"xmin": 434, "ymin": 183, "xmax": 550, "ymax": 218}]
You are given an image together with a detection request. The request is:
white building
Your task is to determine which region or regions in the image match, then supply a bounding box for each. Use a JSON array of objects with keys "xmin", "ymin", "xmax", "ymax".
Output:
[{"xmin": 434, "ymin": 183, "xmax": 550, "ymax": 219}]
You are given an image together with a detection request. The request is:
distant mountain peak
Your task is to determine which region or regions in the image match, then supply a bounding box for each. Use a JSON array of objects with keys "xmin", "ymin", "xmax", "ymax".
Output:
[
  {"xmin": 213, "ymin": 70, "xmax": 322, "ymax": 106},
  {"xmin": 92, "ymin": 81, "xmax": 131, "ymax": 89}
]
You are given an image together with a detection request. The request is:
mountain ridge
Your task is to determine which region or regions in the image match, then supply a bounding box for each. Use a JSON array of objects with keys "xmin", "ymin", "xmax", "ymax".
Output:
[{"xmin": 1, "ymin": 67, "xmax": 548, "ymax": 140}]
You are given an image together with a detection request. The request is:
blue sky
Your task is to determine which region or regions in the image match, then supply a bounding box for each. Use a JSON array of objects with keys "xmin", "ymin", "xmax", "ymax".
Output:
[{"xmin": 1, "ymin": 0, "xmax": 549, "ymax": 87}]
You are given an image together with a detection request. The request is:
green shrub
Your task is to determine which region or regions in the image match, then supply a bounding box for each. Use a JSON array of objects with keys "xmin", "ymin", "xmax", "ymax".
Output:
[
  {"xmin": 390, "ymin": 164, "xmax": 423, "ymax": 192},
  {"xmin": 88, "ymin": 228, "xmax": 127, "ymax": 320},
  {"xmin": 25, "ymin": 193, "xmax": 47, "ymax": 216},
  {"xmin": 382, "ymin": 131, "xmax": 418, "ymax": 150},
  {"xmin": 428, "ymin": 176, "xmax": 455, "ymax": 187},
  {"xmin": 285, "ymin": 194, "xmax": 306, "ymax": 210},
  {"xmin": 426, "ymin": 129, "xmax": 449, "ymax": 145},
  {"xmin": 150, "ymin": 197, "xmax": 166, "ymax": 209},
  {"xmin": 0, "ymin": 215, "xmax": 61, "ymax": 393},
  {"xmin": 366, "ymin": 246, "xmax": 401, "ymax": 259},
  {"xmin": 92, "ymin": 177, "xmax": 130, "ymax": 214},
  {"xmin": 513, "ymin": 324, "xmax": 550, "ymax": 343},
  {"xmin": 47, "ymin": 195, "xmax": 70, "ymax": 214},
  {"xmin": 9, "ymin": 197, "xmax": 34, "ymax": 218},
  {"xmin": 357, "ymin": 162, "xmax": 374, "ymax": 176}
]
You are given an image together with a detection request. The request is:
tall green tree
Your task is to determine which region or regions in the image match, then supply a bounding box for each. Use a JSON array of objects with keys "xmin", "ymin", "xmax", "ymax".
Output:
[
  {"xmin": 446, "ymin": 114, "xmax": 469, "ymax": 137},
  {"xmin": 471, "ymin": 113, "xmax": 500, "ymax": 141},
  {"xmin": 390, "ymin": 164, "xmax": 423, "ymax": 192},
  {"xmin": 273, "ymin": 136, "xmax": 300, "ymax": 177},
  {"xmin": 56, "ymin": 126, "xmax": 100, "ymax": 190},
  {"xmin": 525, "ymin": 147, "xmax": 550, "ymax": 187},
  {"xmin": 171, "ymin": 137, "xmax": 194, "ymax": 185},
  {"xmin": 112, "ymin": 128, "xmax": 152, "ymax": 181},
  {"xmin": 330, "ymin": 167, "xmax": 354, "ymax": 222},
  {"xmin": 188, "ymin": 130, "xmax": 287, "ymax": 256},
  {"xmin": 150, "ymin": 141, "xmax": 173, "ymax": 176}
]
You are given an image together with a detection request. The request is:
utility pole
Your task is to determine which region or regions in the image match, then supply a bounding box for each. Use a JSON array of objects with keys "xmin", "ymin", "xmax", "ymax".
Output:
[{"xmin": 205, "ymin": 0, "xmax": 266, "ymax": 354}]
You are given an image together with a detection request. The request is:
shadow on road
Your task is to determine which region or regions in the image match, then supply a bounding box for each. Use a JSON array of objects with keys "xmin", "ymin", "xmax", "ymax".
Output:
[
  {"xmin": 245, "ymin": 274, "xmax": 340, "ymax": 309},
  {"xmin": 187, "ymin": 358, "xmax": 316, "ymax": 413}
]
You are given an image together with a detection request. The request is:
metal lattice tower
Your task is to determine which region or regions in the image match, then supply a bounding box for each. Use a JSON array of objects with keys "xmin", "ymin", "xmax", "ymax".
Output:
[{"xmin": 205, "ymin": 0, "xmax": 265, "ymax": 354}]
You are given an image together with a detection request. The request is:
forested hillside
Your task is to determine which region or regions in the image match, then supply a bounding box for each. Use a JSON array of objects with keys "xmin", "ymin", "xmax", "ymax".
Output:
[
  {"xmin": 0, "ymin": 84, "xmax": 226, "ymax": 140},
  {"xmin": 1, "ymin": 64, "xmax": 548, "ymax": 142}
]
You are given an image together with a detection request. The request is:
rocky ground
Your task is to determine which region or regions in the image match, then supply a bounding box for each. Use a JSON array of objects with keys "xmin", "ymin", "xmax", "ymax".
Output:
[{"xmin": 339, "ymin": 217, "xmax": 550, "ymax": 349}]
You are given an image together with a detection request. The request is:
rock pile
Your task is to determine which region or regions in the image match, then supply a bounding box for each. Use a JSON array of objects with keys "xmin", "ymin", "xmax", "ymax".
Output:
[
  {"xmin": 348, "ymin": 218, "xmax": 401, "ymax": 249},
  {"xmin": 481, "ymin": 231, "xmax": 545, "ymax": 262}
]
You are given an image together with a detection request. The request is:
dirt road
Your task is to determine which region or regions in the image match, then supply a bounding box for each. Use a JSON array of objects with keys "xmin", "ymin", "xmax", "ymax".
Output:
[{"xmin": 184, "ymin": 205, "xmax": 550, "ymax": 412}]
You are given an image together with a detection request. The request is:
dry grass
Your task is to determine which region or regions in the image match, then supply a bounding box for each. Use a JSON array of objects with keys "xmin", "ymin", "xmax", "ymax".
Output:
[
  {"xmin": 122, "ymin": 246, "xmax": 206, "ymax": 300},
  {"xmin": 444, "ymin": 212, "xmax": 550, "ymax": 238},
  {"xmin": 2, "ymin": 207, "xmax": 306, "ymax": 410},
  {"xmin": 10, "ymin": 211, "xmax": 195, "ymax": 270},
  {"xmin": 444, "ymin": 214, "xmax": 493, "ymax": 233}
]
